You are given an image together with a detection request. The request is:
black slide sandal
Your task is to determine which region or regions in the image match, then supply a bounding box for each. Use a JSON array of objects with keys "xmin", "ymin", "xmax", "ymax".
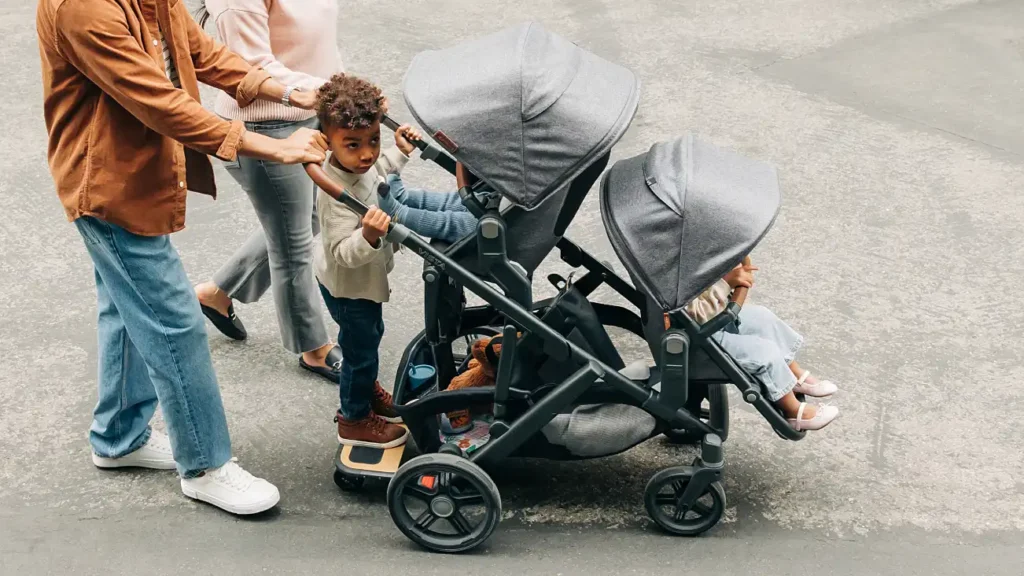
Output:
[
  {"xmin": 300, "ymin": 346, "xmax": 343, "ymax": 383},
  {"xmin": 200, "ymin": 304, "xmax": 247, "ymax": 341}
]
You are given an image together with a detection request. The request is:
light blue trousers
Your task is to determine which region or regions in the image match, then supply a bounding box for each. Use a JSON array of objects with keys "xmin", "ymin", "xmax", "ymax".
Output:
[{"xmin": 713, "ymin": 304, "xmax": 804, "ymax": 402}]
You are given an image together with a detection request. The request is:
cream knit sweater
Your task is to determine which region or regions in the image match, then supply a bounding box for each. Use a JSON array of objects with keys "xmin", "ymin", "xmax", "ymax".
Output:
[
  {"xmin": 313, "ymin": 148, "xmax": 411, "ymax": 303},
  {"xmin": 204, "ymin": 0, "xmax": 344, "ymax": 122},
  {"xmin": 683, "ymin": 279, "xmax": 733, "ymax": 324}
]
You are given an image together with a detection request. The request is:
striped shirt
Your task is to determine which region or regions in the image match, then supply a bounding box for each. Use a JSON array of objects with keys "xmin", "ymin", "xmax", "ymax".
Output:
[{"xmin": 159, "ymin": 31, "xmax": 181, "ymax": 88}]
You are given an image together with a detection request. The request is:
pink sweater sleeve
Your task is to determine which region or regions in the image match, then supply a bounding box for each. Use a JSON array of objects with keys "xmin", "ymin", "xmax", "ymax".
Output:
[{"xmin": 213, "ymin": 3, "xmax": 327, "ymax": 92}]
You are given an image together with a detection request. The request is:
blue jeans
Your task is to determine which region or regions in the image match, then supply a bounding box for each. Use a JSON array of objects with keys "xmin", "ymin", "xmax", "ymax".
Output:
[
  {"xmin": 381, "ymin": 174, "xmax": 479, "ymax": 243},
  {"xmin": 213, "ymin": 118, "xmax": 330, "ymax": 354},
  {"xmin": 713, "ymin": 304, "xmax": 804, "ymax": 402},
  {"xmin": 317, "ymin": 284, "xmax": 384, "ymax": 420},
  {"xmin": 75, "ymin": 217, "xmax": 232, "ymax": 478}
]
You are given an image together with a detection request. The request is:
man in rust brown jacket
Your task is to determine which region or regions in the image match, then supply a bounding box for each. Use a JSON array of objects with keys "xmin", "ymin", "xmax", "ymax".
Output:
[{"xmin": 37, "ymin": 0, "xmax": 328, "ymax": 515}]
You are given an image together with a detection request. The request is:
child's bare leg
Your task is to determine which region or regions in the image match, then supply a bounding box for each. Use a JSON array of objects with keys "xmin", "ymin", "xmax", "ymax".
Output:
[
  {"xmin": 789, "ymin": 360, "xmax": 817, "ymax": 382},
  {"xmin": 789, "ymin": 360, "xmax": 838, "ymax": 396},
  {"xmin": 788, "ymin": 360, "xmax": 803, "ymax": 378},
  {"xmin": 776, "ymin": 392, "xmax": 816, "ymax": 419}
]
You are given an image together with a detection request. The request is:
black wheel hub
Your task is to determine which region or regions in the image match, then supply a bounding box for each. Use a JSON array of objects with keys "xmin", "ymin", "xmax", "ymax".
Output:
[{"xmin": 429, "ymin": 495, "xmax": 456, "ymax": 518}]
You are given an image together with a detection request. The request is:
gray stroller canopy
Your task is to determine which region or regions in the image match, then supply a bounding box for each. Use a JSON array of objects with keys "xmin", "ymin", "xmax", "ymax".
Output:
[
  {"xmin": 601, "ymin": 134, "xmax": 781, "ymax": 312},
  {"xmin": 403, "ymin": 22, "xmax": 640, "ymax": 210}
]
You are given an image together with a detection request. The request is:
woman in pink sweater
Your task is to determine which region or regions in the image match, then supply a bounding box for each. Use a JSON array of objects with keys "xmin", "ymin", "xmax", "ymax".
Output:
[{"xmin": 193, "ymin": 0, "xmax": 344, "ymax": 382}]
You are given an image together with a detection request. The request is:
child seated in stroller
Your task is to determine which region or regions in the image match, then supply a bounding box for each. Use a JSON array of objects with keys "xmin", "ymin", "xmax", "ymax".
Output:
[{"xmin": 684, "ymin": 258, "xmax": 840, "ymax": 431}]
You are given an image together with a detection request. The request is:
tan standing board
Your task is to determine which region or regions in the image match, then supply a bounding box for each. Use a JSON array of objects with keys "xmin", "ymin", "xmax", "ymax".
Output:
[{"xmin": 337, "ymin": 425, "xmax": 408, "ymax": 474}]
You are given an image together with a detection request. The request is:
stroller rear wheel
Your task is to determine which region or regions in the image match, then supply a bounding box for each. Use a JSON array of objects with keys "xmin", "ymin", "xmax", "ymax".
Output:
[
  {"xmin": 644, "ymin": 467, "xmax": 726, "ymax": 536},
  {"xmin": 387, "ymin": 454, "xmax": 501, "ymax": 553}
]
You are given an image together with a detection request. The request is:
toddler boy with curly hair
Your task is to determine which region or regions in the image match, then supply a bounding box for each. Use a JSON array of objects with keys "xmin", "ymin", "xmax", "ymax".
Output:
[{"xmin": 312, "ymin": 73, "xmax": 478, "ymax": 447}]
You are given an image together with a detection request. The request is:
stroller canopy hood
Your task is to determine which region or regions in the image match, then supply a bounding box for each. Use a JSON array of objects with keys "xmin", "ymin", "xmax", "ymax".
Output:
[
  {"xmin": 601, "ymin": 134, "xmax": 781, "ymax": 312},
  {"xmin": 403, "ymin": 23, "xmax": 640, "ymax": 209}
]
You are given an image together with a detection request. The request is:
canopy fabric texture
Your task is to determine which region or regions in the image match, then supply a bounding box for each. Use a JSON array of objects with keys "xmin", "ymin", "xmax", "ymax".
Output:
[
  {"xmin": 403, "ymin": 22, "xmax": 640, "ymax": 209},
  {"xmin": 601, "ymin": 133, "xmax": 781, "ymax": 312}
]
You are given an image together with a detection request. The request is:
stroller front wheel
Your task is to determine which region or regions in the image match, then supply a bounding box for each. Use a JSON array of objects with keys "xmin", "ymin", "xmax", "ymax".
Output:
[
  {"xmin": 644, "ymin": 468, "xmax": 726, "ymax": 536},
  {"xmin": 387, "ymin": 454, "xmax": 501, "ymax": 553}
]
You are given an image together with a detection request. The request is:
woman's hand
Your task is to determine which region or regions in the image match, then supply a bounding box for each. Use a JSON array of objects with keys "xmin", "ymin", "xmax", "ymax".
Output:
[
  {"xmin": 394, "ymin": 124, "xmax": 422, "ymax": 155},
  {"xmin": 724, "ymin": 261, "xmax": 758, "ymax": 289},
  {"xmin": 274, "ymin": 127, "xmax": 328, "ymax": 164},
  {"xmin": 289, "ymin": 89, "xmax": 318, "ymax": 111},
  {"xmin": 361, "ymin": 207, "xmax": 391, "ymax": 246}
]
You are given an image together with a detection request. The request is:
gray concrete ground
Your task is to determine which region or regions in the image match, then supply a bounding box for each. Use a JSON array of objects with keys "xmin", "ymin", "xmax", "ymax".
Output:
[{"xmin": 2, "ymin": 0, "xmax": 1023, "ymax": 573}]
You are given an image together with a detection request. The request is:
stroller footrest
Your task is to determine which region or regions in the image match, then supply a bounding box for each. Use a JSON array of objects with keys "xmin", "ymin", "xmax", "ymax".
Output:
[{"xmin": 336, "ymin": 428, "xmax": 408, "ymax": 479}]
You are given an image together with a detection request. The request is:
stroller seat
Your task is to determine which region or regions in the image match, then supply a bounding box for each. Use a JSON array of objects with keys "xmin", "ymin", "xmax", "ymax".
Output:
[{"xmin": 423, "ymin": 153, "xmax": 611, "ymax": 278}]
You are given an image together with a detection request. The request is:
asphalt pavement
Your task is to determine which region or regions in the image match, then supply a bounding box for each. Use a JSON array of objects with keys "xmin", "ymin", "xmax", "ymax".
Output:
[{"xmin": 2, "ymin": 0, "xmax": 1022, "ymax": 573}]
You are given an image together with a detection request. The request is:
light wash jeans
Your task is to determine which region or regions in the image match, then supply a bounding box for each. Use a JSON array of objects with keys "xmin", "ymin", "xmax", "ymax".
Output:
[
  {"xmin": 380, "ymin": 173, "xmax": 479, "ymax": 243},
  {"xmin": 75, "ymin": 216, "xmax": 232, "ymax": 478},
  {"xmin": 713, "ymin": 304, "xmax": 804, "ymax": 402},
  {"xmin": 213, "ymin": 118, "xmax": 330, "ymax": 354}
]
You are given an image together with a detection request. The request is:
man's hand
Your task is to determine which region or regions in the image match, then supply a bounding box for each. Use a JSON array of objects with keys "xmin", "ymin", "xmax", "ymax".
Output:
[
  {"xmin": 289, "ymin": 89, "xmax": 318, "ymax": 111},
  {"xmin": 394, "ymin": 124, "xmax": 422, "ymax": 155},
  {"xmin": 273, "ymin": 127, "xmax": 328, "ymax": 164},
  {"xmin": 724, "ymin": 261, "xmax": 758, "ymax": 289},
  {"xmin": 361, "ymin": 207, "xmax": 391, "ymax": 246}
]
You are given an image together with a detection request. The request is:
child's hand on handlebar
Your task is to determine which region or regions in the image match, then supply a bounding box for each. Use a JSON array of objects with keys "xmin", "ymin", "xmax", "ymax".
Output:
[
  {"xmin": 394, "ymin": 124, "xmax": 422, "ymax": 155},
  {"xmin": 361, "ymin": 207, "xmax": 391, "ymax": 247},
  {"xmin": 724, "ymin": 261, "xmax": 758, "ymax": 289}
]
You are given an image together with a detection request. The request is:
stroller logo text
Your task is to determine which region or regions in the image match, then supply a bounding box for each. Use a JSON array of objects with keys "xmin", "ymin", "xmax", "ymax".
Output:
[{"xmin": 433, "ymin": 130, "xmax": 460, "ymax": 154}]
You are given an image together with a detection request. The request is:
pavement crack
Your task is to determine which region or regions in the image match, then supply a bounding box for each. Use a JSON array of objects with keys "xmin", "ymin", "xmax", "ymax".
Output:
[
  {"xmin": 887, "ymin": 112, "xmax": 1020, "ymax": 157},
  {"xmin": 751, "ymin": 55, "xmax": 787, "ymax": 71},
  {"xmin": 872, "ymin": 403, "xmax": 888, "ymax": 470}
]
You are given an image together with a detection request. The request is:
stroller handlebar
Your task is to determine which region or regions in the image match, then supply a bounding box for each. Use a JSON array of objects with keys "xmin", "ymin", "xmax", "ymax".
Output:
[
  {"xmin": 730, "ymin": 255, "xmax": 752, "ymax": 306},
  {"xmin": 381, "ymin": 113, "xmax": 459, "ymax": 176},
  {"xmin": 380, "ymin": 114, "xmax": 402, "ymax": 134},
  {"xmin": 731, "ymin": 286, "xmax": 749, "ymax": 306},
  {"xmin": 304, "ymin": 163, "xmax": 370, "ymax": 217}
]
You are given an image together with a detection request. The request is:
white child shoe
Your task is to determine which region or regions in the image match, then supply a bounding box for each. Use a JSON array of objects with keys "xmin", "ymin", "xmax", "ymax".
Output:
[
  {"xmin": 793, "ymin": 371, "xmax": 838, "ymax": 397},
  {"xmin": 787, "ymin": 403, "xmax": 839, "ymax": 432}
]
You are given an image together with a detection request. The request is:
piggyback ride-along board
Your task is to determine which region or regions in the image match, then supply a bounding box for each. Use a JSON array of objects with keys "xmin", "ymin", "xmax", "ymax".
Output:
[{"xmin": 335, "ymin": 425, "xmax": 409, "ymax": 478}]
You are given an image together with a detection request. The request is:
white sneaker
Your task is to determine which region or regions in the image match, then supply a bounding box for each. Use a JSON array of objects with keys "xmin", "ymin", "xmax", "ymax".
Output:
[
  {"xmin": 793, "ymin": 371, "xmax": 838, "ymax": 398},
  {"xmin": 180, "ymin": 458, "xmax": 280, "ymax": 515},
  {"xmin": 92, "ymin": 429, "xmax": 176, "ymax": 470}
]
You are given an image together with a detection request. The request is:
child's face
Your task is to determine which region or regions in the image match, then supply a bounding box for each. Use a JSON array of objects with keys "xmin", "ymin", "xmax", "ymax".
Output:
[{"xmin": 325, "ymin": 119, "xmax": 381, "ymax": 174}]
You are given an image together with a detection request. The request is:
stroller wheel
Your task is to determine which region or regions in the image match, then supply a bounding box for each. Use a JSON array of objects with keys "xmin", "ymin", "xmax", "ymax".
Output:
[
  {"xmin": 387, "ymin": 454, "xmax": 501, "ymax": 553},
  {"xmin": 333, "ymin": 470, "xmax": 366, "ymax": 492},
  {"xmin": 644, "ymin": 468, "xmax": 726, "ymax": 536}
]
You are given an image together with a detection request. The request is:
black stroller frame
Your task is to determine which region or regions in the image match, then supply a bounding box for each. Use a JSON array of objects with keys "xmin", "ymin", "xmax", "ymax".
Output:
[{"xmin": 306, "ymin": 115, "xmax": 806, "ymax": 554}]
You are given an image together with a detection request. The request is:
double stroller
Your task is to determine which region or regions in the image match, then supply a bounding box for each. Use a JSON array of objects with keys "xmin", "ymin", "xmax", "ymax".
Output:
[{"xmin": 305, "ymin": 22, "xmax": 807, "ymax": 553}]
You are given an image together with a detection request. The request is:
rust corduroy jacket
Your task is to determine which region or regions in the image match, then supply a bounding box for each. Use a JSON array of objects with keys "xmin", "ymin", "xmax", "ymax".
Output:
[{"xmin": 37, "ymin": 0, "xmax": 272, "ymax": 235}]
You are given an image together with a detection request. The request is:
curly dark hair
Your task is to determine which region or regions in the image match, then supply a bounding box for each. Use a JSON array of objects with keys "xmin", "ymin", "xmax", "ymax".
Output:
[{"xmin": 315, "ymin": 74, "xmax": 385, "ymax": 130}]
